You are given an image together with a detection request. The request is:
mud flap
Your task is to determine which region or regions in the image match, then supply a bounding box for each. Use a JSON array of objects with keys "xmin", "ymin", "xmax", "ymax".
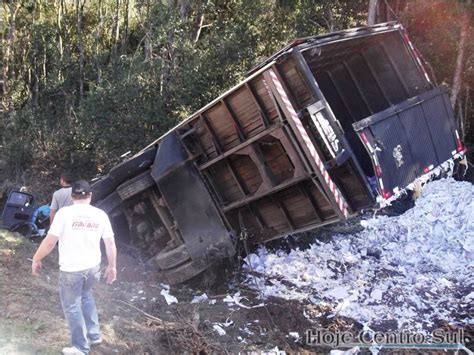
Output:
[{"xmin": 151, "ymin": 133, "xmax": 235, "ymax": 260}]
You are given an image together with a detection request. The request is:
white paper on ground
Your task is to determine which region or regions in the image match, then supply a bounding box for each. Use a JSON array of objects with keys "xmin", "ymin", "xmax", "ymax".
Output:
[
  {"xmin": 330, "ymin": 347, "xmax": 360, "ymax": 355},
  {"xmin": 160, "ymin": 289, "xmax": 178, "ymax": 305},
  {"xmin": 191, "ymin": 293, "xmax": 208, "ymax": 303},
  {"xmin": 212, "ymin": 324, "xmax": 226, "ymax": 336},
  {"xmin": 243, "ymin": 178, "xmax": 474, "ymax": 331}
]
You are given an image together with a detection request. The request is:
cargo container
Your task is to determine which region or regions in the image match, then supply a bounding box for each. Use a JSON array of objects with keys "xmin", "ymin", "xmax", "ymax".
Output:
[{"xmin": 92, "ymin": 22, "xmax": 466, "ymax": 284}]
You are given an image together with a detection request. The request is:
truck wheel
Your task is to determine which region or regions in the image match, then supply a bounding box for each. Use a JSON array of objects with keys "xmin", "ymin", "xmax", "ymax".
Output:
[
  {"xmin": 95, "ymin": 191, "xmax": 122, "ymax": 214},
  {"xmin": 11, "ymin": 222, "xmax": 33, "ymax": 238},
  {"xmin": 91, "ymin": 175, "xmax": 118, "ymax": 204},
  {"xmin": 109, "ymin": 147, "xmax": 157, "ymax": 185},
  {"xmin": 154, "ymin": 244, "xmax": 191, "ymax": 270},
  {"xmin": 161, "ymin": 258, "xmax": 213, "ymax": 285},
  {"xmin": 116, "ymin": 171, "xmax": 155, "ymax": 200}
]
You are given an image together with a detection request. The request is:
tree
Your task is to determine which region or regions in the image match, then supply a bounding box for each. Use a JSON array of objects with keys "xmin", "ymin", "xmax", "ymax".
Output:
[
  {"xmin": 368, "ymin": 0, "xmax": 377, "ymax": 25},
  {"xmin": 0, "ymin": 0, "xmax": 471, "ymax": 198},
  {"xmin": 451, "ymin": 0, "xmax": 472, "ymax": 108}
]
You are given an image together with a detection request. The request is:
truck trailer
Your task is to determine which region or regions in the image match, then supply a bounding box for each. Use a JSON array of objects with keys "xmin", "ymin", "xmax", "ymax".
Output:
[{"xmin": 91, "ymin": 22, "xmax": 466, "ymax": 284}]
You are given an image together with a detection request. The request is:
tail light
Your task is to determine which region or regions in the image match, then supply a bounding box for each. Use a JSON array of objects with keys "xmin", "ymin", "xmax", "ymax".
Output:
[{"xmin": 455, "ymin": 130, "xmax": 465, "ymax": 152}]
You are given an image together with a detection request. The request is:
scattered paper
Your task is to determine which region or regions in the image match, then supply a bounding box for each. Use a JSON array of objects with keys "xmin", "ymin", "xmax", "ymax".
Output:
[
  {"xmin": 330, "ymin": 347, "xmax": 360, "ymax": 355},
  {"xmin": 288, "ymin": 332, "xmax": 300, "ymax": 342},
  {"xmin": 160, "ymin": 289, "xmax": 178, "ymax": 305},
  {"xmin": 212, "ymin": 324, "xmax": 226, "ymax": 336},
  {"xmin": 243, "ymin": 178, "xmax": 473, "ymax": 331},
  {"xmin": 223, "ymin": 292, "xmax": 265, "ymax": 309},
  {"xmin": 262, "ymin": 346, "xmax": 286, "ymax": 355},
  {"xmin": 191, "ymin": 293, "xmax": 209, "ymax": 304},
  {"xmin": 216, "ymin": 319, "xmax": 234, "ymax": 328}
]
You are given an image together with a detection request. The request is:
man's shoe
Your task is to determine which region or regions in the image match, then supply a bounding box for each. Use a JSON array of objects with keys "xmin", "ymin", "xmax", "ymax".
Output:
[
  {"xmin": 90, "ymin": 337, "xmax": 102, "ymax": 345},
  {"xmin": 62, "ymin": 346, "xmax": 84, "ymax": 355}
]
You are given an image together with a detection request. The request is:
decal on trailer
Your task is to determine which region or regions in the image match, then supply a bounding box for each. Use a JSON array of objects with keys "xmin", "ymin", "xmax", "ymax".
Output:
[
  {"xmin": 392, "ymin": 145, "xmax": 404, "ymax": 168},
  {"xmin": 267, "ymin": 68, "xmax": 350, "ymax": 218},
  {"xmin": 307, "ymin": 102, "xmax": 342, "ymax": 159}
]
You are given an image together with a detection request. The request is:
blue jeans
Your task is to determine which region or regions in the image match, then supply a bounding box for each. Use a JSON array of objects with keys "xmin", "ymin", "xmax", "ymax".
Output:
[{"xmin": 59, "ymin": 264, "xmax": 101, "ymax": 354}]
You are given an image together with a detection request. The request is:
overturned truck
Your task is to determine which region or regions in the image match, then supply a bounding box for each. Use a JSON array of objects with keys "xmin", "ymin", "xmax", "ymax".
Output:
[{"xmin": 92, "ymin": 22, "xmax": 466, "ymax": 284}]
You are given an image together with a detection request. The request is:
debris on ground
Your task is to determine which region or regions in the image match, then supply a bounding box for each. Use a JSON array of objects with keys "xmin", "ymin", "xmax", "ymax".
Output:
[
  {"xmin": 244, "ymin": 178, "xmax": 473, "ymax": 331},
  {"xmin": 1, "ymin": 177, "xmax": 472, "ymax": 353}
]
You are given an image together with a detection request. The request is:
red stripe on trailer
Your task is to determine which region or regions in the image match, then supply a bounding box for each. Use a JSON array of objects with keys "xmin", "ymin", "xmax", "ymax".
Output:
[
  {"xmin": 267, "ymin": 68, "xmax": 349, "ymax": 218},
  {"xmin": 455, "ymin": 130, "xmax": 465, "ymax": 152},
  {"xmin": 423, "ymin": 165, "xmax": 434, "ymax": 173},
  {"xmin": 381, "ymin": 189, "xmax": 392, "ymax": 199},
  {"xmin": 359, "ymin": 131, "xmax": 374, "ymax": 153},
  {"xmin": 375, "ymin": 165, "xmax": 382, "ymax": 177},
  {"xmin": 360, "ymin": 132, "xmax": 369, "ymax": 144}
]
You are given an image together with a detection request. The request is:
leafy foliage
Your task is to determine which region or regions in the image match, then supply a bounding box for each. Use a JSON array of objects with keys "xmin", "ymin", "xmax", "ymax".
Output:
[{"xmin": 0, "ymin": 0, "xmax": 472, "ymax": 198}]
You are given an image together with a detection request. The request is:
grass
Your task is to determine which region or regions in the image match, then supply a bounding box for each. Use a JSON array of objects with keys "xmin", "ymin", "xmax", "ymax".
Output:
[
  {"xmin": 0, "ymin": 319, "xmax": 58, "ymax": 354},
  {"xmin": 0, "ymin": 229, "xmax": 67, "ymax": 354}
]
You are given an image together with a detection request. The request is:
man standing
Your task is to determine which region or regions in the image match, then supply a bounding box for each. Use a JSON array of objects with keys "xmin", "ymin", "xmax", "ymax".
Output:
[
  {"xmin": 32, "ymin": 180, "xmax": 117, "ymax": 355},
  {"xmin": 50, "ymin": 173, "xmax": 74, "ymax": 224}
]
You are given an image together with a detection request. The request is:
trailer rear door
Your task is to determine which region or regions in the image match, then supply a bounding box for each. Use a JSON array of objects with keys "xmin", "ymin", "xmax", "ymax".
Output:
[{"xmin": 353, "ymin": 87, "xmax": 463, "ymax": 198}]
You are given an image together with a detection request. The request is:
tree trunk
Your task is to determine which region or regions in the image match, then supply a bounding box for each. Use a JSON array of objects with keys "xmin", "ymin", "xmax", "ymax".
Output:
[
  {"xmin": 144, "ymin": 0, "xmax": 153, "ymax": 61},
  {"xmin": 2, "ymin": 0, "xmax": 20, "ymax": 108},
  {"xmin": 113, "ymin": 0, "xmax": 121, "ymax": 59},
  {"xmin": 76, "ymin": 0, "xmax": 85, "ymax": 100},
  {"xmin": 32, "ymin": 0, "xmax": 40, "ymax": 112},
  {"xmin": 95, "ymin": 0, "xmax": 103, "ymax": 83},
  {"xmin": 56, "ymin": 0, "xmax": 64, "ymax": 81},
  {"xmin": 450, "ymin": 0, "xmax": 471, "ymax": 108},
  {"xmin": 121, "ymin": 0, "xmax": 129, "ymax": 52},
  {"xmin": 368, "ymin": 0, "xmax": 378, "ymax": 25}
]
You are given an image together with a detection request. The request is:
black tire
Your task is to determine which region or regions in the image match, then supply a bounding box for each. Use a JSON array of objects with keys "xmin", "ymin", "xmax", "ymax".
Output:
[
  {"xmin": 91, "ymin": 175, "xmax": 119, "ymax": 204},
  {"xmin": 154, "ymin": 244, "xmax": 191, "ymax": 270},
  {"xmin": 116, "ymin": 170, "xmax": 155, "ymax": 200},
  {"xmin": 109, "ymin": 147, "xmax": 157, "ymax": 185},
  {"xmin": 95, "ymin": 191, "xmax": 122, "ymax": 213},
  {"xmin": 161, "ymin": 257, "xmax": 213, "ymax": 285},
  {"xmin": 11, "ymin": 222, "xmax": 33, "ymax": 238}
]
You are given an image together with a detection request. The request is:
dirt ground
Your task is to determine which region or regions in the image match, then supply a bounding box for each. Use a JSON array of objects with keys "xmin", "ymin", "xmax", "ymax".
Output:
[
  {"xmin": 0, "ymin": 226, "xmax": 472, "ymax": 355},
  {"xmin": 0, "ymin": 229, "xmax": 333, "ymax": 354}
]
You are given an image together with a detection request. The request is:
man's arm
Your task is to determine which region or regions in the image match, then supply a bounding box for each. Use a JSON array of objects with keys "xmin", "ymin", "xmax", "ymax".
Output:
[
  {"xmin": 49, "ymin": 190, "xmax": 59, "ymax": 224},
  {"xmin": 31, "ymin": 234, "xmax": 58, "ymax": 276},
  {"xmin": 103, "ymin": 238, "xmax": 117, "ymax": 284},
  {"xmin": 49, "ymin": 209, "xmax": 57, "ymax": 224}
]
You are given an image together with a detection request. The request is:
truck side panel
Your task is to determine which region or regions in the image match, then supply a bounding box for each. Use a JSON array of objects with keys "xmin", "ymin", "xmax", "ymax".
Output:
[{"xmin": 176, "ymin": 59, "xmax": 373, "ymax": 243}]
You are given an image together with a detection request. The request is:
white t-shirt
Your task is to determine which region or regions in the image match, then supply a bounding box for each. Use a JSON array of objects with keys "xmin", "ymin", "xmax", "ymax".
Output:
[{"xmin": 49, "ymin": 203, "xmax": 114, "ymax": 272}]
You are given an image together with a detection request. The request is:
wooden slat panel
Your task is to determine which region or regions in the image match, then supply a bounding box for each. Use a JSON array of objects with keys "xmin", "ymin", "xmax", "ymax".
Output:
[
  {"xmin": 206, "ymin": 161, "xmax": 243, "ymax": 203},
  {"xmin": 198, "ymin": 124, "xmax": 281, "ymax": 171},
  {"xmin": 258, "ymin": 137, "xmax": 294, "ymax": 184},
  {"xmin": 189, "ymin": 120, "xmax": 217, "ymax": 159},
  {"xmin": 256, "ymin": 197, "xmax": 291, "ymax": 234},
  {"xmin": 227, "ymin": 86, "xmax": 265, "ymax": 138},
  {"xmin": 332, "ymin": 163, "xmax": 373, "ymax": 210},
  {"xmin": 205, "ymin": 104, "xmax": 241, "ymax": 150},
  {"xmin": 279, "ymin": 59, "xmax": 313, "ymax": 110},
  {"xmin": 250, "ymin": 76, "xmax": 281, "ymax": 123},
  {"xmin": 277, "ymin": 186, "xmax": 318, "ymax": 228},
  {"xmin": 229, "ymin": 154, "xmax": 262, "ymax": 195},
  {"xmin": 305, "ymin": 181, "xmax": 337, "ymax": 220}
]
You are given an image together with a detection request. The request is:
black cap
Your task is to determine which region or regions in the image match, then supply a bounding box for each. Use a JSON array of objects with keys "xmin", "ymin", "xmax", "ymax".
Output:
[{"xmin": 72, "ymin": 180, "xmax": 91, "ymax": 195}]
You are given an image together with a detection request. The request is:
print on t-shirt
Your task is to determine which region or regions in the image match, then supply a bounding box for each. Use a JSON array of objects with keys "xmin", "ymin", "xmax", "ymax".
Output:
[{"xmin": 72, "ymin": 218, "xmax": 100, "ymax": 231}]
